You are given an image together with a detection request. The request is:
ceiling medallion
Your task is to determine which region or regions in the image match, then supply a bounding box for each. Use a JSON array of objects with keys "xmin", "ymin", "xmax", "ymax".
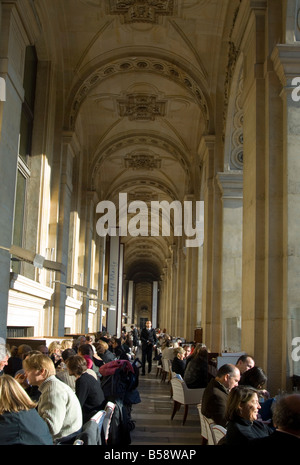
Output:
[
  {"xmin": 107, "ymin": 0, "xmax": 175, "ymax": 23},
  {"xmin": 124, "ymin": 152, "xmax": 162, "ymax": 170},
  {"xmin": 117, "ymin": 93, "xmax": 167, "ymax": 120}
]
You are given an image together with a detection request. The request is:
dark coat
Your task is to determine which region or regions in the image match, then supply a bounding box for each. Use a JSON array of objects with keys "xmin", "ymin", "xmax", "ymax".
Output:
[
  {"xmin": 224, "ymin": 415, "xmax": 273, "ymax": 445},
  {"xmin": 250, "ymin": 429, "xmax": 300, "ymax": 446},
  {"xmin": 132, "ymin": 327, "xmax": 139, "ymax": 346},
  {"xmin": 172, "ymin": 357, "xmax": 186, "ymax": 378},
  {"xmin": 183, "ymin": 356, "xmax": 208, "ymax": 389},
  {"xmin": 101, "ymin": 349, "xmax": 116, "ymax": 363},
  {"xmin": 140, "ymin": 327, "xmax": 157, "ymax": 349},
  {"xmin": 75, "ymin": 372, "xmax": 105, "ymax": 424},
  {"xmin": 201, "ymin": 378, "xmax": 229, "ymax": 427},
  {"xmin": 0, "ymin": 408, "xmax": 53, "ymax": 445}
]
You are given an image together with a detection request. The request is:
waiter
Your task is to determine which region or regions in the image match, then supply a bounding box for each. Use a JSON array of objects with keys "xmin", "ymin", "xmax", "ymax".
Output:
[{"xmin": 140, "ymin": 320, "xmax": 157, "ymax": 375}]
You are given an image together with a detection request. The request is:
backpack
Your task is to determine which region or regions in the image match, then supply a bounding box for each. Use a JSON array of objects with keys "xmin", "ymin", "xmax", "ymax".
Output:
[{"xmin": 100, "ymin": 359, "xmax": 140, "ymax": 400}]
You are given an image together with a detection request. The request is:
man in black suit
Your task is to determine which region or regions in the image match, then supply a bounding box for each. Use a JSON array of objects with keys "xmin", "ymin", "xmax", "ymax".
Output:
[
  {"xmin": 140, "ymin": 321, "xmax": 157, "ymax": 375},
  {"xmin": 251, "ymin": 393, "xmax": 300, "ymax": 445}
]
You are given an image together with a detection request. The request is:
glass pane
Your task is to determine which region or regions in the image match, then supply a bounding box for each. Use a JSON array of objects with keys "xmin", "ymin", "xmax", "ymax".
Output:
[
  {"xmin": 12, "ymin": 170, "xmax": 26, "ymax": 273},
  {"xmin": 19, "ymin": 110, "xmax": 32, "ymax": 161},
  {"xmin": 23, "ymin": 46, "xmax": 37, "ymax": 111}
]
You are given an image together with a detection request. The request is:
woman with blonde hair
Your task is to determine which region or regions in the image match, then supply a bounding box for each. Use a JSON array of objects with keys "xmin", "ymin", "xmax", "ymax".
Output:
[
  {"xmin": 61, "ymin": 339, "xmax": 73, "ymax": 351},
  {"xmin": 23, "ymin": 354, "xmax": 82, "ymax": 444},
  {"xmin": 48, "ymin": 340, "xmax": 63, "ymax": 369},
  {"xmin": 0, "ymin": 374, "xmax": 53, "ymax": 445}
]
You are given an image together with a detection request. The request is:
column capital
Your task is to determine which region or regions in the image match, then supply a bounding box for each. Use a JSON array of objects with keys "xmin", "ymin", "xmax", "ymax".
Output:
[
  {"xmin": 271, "ymin": 44, "xmax": 300, "ymax": 88},
  {"xmin": 62, "ymin": 130, "xmax": 81, "ymax": 158},
  {"xmin": 216, "ymin": 171, "xmax": 244, "ymax": 200},
  {"xmin": 198, "ymin": 135, "xmax": 216, "ymax": 159}
]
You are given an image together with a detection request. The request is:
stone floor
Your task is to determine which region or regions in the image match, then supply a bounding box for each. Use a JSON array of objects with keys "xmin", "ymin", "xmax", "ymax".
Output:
[{"xmin": 130, "ymin": 366, "xmax": 203, "ymax": 446}]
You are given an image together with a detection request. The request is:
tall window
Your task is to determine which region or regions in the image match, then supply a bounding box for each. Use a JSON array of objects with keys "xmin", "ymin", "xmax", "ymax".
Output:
[{"xmin": 12, "ymin": 46, "xmax": 37, "ymax": 273}]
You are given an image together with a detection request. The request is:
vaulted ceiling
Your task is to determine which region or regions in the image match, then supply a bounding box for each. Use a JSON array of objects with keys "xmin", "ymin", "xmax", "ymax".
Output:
[{"xmin": 35, "ymin": 0, "xmax": 236, "ymax": 283}]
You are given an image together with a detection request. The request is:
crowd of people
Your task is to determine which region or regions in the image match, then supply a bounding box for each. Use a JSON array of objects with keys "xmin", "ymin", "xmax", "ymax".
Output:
[
  {"xmin": 0, "ymin": 324, "xmax": 300, "ymax": 446},
  {"xmin": 140, "ymin": 327, "xmax": 300, "ymax": 446},
  {"xmin": 0, "ymin": 330, "xmax": 139, "ymax": 445}
]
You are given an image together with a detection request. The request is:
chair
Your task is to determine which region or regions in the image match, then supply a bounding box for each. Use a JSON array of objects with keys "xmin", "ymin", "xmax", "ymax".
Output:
[
  {"xmin": 102, "ymin": 401, "xmax": 116, "ymax": 444},
  {"xmin": 73, "ymin": 409, "xmax": 106, "ymax": 445},
  {"xmin": 211, "ymin": 424, "xmax": 227, "ymax": 445},
  {"xmin": 203, "ymin": 415, "xmax": 216, "ymax": 445},
  {"xmin": 155, "ymin": 361, "xmax": 162, "ymax": 378},
  {"xmin": 170, "ymin": 377, "xmax": 205, "ymax": 425},
  {"xmin": 161, "ymin": 358, "xmax": 171, "ymax": 383},
  {"xmin": 197, "ymin": 405, "xmax": 216, "ymax": 445},
  {"xmin": 197, "ymin": 403, "xmax": 208, "ymax": 445}
]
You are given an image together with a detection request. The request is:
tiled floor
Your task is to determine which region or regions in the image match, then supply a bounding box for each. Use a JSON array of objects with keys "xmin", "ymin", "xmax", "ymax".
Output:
[{"xmin": 130, "ymin": 368, "xmax": 203, "ymax": 445}]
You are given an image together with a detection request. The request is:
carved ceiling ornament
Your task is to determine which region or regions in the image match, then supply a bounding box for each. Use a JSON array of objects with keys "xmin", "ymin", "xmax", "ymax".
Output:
[
  {"xmin": 106, "ymin": 0, "xmax": 176, "ymax": 24},
  {"xmin": 90, "ymin": 133, "xmax": 190, "ymax": 185},
  {"xmin": 67, "ymin": 57, "xmax": 209, "ymax": 130},
  {"xmin": 117, "ymin": 93, "xmax": 167, "ymax": 120},
  {"xmin": 124, "ymin": 151, "xmax": 162, "ymax": 170}
]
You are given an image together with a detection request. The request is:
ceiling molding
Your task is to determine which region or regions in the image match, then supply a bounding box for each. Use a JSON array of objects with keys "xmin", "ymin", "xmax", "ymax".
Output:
[{"xmin": 64, "ymin": 53, "xmax": 211, "ymax": 131}]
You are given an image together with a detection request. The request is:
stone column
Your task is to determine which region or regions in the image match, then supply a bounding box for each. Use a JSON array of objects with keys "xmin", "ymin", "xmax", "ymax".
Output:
[
  {"xmin": 240, "ymin": 3, "xmax": 268, "ymax": 364},
  {"xmin": 152, "ymin": 281, "xmax": 158, "ymax": 328},
  {"xmin": 0, "ymin": 3, "xmax": 28, "ymax": 339},
  {"xmin": 79, "ymin": 190, "xmax": 98, "ymax": 334},
  {"xmin": 272, "ymin": 44, "xmax": 300, "ymax": 384},
  {"xmin": 165, "ymin": 257, "xmax": 172, "ymax": 334},
  {"xmin": 127, "ymin": 280, "xmax": 134, "ymax": 324},
  {"xmin": 174, "ymin": 238, "xmax": 186, "ymax": 337},
  {"xmin": 106, "ymin": 235, "xmax": 120, "ymax": 336},
  {"xmin": 198, "ymin": 135, "xmax": 222, "ymax": 351},
  {"xmin": 217, "ymin": 172, "xmax": 243, "ymax": 352},
  {"xmin": 52, "ymin": 135, "xmax": 74, "ymax": 336}
]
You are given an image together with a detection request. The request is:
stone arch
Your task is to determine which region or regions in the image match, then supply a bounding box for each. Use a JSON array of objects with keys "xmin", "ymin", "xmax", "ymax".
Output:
[
  {"xmin": 63, "ymin": 50, "xmax": 213, "ymax": 133},
  {"xmin": 90, "ymin": 131, "xmax": 192, "ymax": 194}
]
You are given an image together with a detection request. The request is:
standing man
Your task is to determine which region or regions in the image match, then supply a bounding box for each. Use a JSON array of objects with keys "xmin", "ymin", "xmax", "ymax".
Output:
[{"xmin": 140, "ymin": 321, "xmax": 157, "ymax": 375}]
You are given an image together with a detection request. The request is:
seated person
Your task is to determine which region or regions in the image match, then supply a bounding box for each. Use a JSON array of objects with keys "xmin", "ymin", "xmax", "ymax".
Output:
[
  {"xmin": 239, "ymin": 366, "xmax": 269, "ymax": 400},
  {"xmin": 48, "ymin": 341, "xmax": 63, "ymax": 368},
  {"xmin": 23, "ymin": 353, "xmax": 82, "ymax": 444},
  {"xmin": 0, "ymin": 374, "xmax": 53, "ymax": 445},
  {"xmin": 66, "ymin": 355, "xmax": 106, "ymax": 424},
  {"xmin": 110, "ymin": 337, "xmax": 128, "ymax": 360},
  {"xmin": 222, "ymin": 385, "xmax": 273, "ymax": 445},
  {"xmin": 77, "ymin": 343, "xmax": 99, "ymax": 374},
  {"xmin": 4, "ymin": 344, "xmax": 32, "ymax": 377},
  {"xmin": 172, "ymin": 347, "xmax": 186, "ymax": 378},
  {"xmin": 184, "ymin": 344, "xmax": 208, "ymax": 389},
  {"xmin": 162, "ymin": 341, "xmax": 178, "ymax": 361},
  {"xmin": 251, "ymin": 393, "xmax": 300, "ymax": 444},
  {"xmin": 95, "ymin": 340, "xmax": 116, "ymax": 364},
  {"xmin": 56, "ymin": 348, "xmax": 76, "ymax": 391},
  {"xmin": 201, "ymin": 364, "xmax": 240, "ymax": 427},
  {"xmin": 235, "ymin": 354, "xmax": 255, "ymax": 375}
]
